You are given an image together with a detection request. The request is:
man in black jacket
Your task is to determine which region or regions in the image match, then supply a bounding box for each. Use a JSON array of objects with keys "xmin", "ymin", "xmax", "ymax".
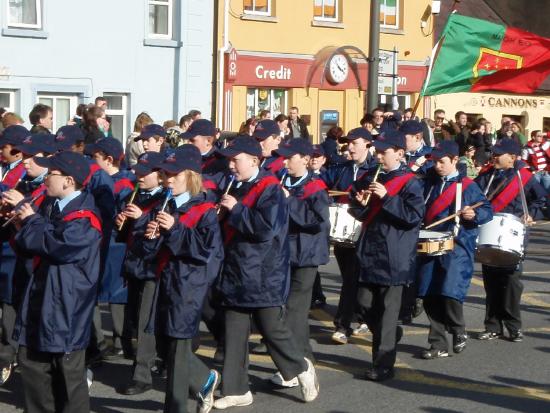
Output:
[{"xmin": 288, "ymin": 107, "xmax": 310, "ymax": 140}]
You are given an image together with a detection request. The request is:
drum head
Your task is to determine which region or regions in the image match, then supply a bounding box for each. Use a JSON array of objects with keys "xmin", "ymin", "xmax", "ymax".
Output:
[{"xmin": 419, "ymin": 230, "xmax": 452, "ymax": 240}]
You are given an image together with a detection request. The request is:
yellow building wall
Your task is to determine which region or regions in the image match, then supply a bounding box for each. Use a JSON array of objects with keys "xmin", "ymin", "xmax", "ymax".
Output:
[{"xmin": 230, "ymin": 86, "xmax": 249, "ymax": 132}]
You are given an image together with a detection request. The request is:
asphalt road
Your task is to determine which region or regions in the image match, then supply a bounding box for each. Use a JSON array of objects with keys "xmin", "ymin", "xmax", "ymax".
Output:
[{"xmin": 1, "ymin": 223, "xmax": 550, "ymax": 412}]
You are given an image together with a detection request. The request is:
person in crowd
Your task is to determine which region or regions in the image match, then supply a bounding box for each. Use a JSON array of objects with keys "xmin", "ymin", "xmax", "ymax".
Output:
[
  {"xmin": 320, "ymin": 126, "xmax": 346, "ymax": 166},
  {"xmin": 288, "ymin": 107, "xmax": 310, "ymax": 139},
  {"xmin": 371, "ymin": 106, "xmax": 401, "ymax": 135},
  {"xmin": 274, "ymin": 114, "xmax": 289, "ymax": 140},
  {"xmin": 255, "ymin": 120, "xmax": 286, "ymax": 179},
  {"xmin": 238, "ymin": 117, "xmax": 257, "ymax": 137},
  {"xmin": 402, "ymin": 120, "xmax": 433, "ymax": 175},
  {"xmin": 522, "ymin": 130, "xmax": 550, "ymax": 217},
  {"xmin": 258, "ymin": 109, "xmax": 271, "ymax": 120},
  {"xmin": 432, "ymin": 109, "xmax": 452, "ymax": 143},
  {"xmin": 188, "ymin": 109, "xmax": 202, "ymax": 120},
  {"xmin": 125, "ymin": 112, "xmax": 154, "ymax": 167},
  {"xmin": 360, "ymin": 113, "xmax": 377, "ymax": 135},
  {"xmin": 449, "ymin": 111, "xmax": 470, "ymax": 155},
  {"xmin": 82, "ymin": 105, "xmax": 107, "ymax": 144},
  {"xmin": 403, "ymin": 108, "xmax": 414, "ymax": 122},
  {"xmin": 1, "ymin": 113, "xmax": 24, "ymax": 130},
  {"xmin": 459, "ymin": 144, "xmax": 479, "ymax": 179},
  {"xmin": 29, "ymin": 104, "xmax": 53, "ymax": 134},
  {"xmin": 511, "ymin": 122, "xmax": 527, "ymax": 146}
]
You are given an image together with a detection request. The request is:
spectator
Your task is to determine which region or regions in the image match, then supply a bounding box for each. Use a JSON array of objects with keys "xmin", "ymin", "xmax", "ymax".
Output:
[
  {"xmin": 70, "ymin": 103, "xmax": 87, "ymax": 128},
  {"xmin": 1, "ymin": 112, "xmax": 24, "ymax": 129},
  {"xmin": 238, "ymin": 117, "xmax": 257, "ymax": 136},
  {"xmin": 511, "ymin": 122, "xmax": 527, "ymax": 146},
  {"xmin": 360, "ymin": 113, "xmax": 377, "ymax": 135},
  {"xmin": 125, "ymin": 112, "xmax": 154, "ymax": 166},
  {"xmin": 496, "ymin": 116, "xmax": 512, "ymax": 139},
  {"xmin": 522, "ymin": 130, "xmax": 550, "ymax": 194},
  {"xmin": 29, "ymin": 103, "xmax": 53, "ymax": 134},
  {"xmin": 258, "ymin": 109, "xmax": 271, "ymax": 120},
  {"xmin": 403, "ymin": 108, "xmax": 414, "ymax": 121},
  {"xmin": 288, "ymin": 106, "xmax": 310, "ymax": 139},
  {"xmin": 82, "ymin": 104, "xmax": 107, "ymax": 144},
  {"xmin": 449, "ymin": 111, "xmax": 470, "ymax": 155},
  {"xmin": 371, "ymin": 107, "xmax": 401, "ymax": 134},
  {"xmin": 459, "ymin": 144, "xmax": 479, "ymax": 179},
  {"xmin": 321, "ymin": 126, "xmax": 346, "ymax": 165},
  {"xmin": 274, "ymin": 114, "xmax": 289, "ymax": 139},
  {"xmin": 188, "ymin": 109, "xmax": 201, "ymax": 120},
  {"xmin": 95, "ymin": 96, "xmax": 108, "ymax": 110},
  {"xmin": 432, "ymin": 109, "xmax": 452, "ymax": 143},
  {"xmin": 179, "ymin": 114, "xmax": 193, "ymax": 132}
]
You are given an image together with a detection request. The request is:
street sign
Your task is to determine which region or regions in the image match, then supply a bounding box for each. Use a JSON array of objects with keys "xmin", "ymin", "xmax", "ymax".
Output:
[{"xmin": 379, "ymin": 50, "xmax": 395, "ymax": 76}]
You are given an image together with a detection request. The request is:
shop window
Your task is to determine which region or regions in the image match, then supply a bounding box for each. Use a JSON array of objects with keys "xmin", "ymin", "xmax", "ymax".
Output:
[
  {"xmin": 465, "ymin": 113, "xmax": 483, "ymax": 125},
  {"xmin": 0, "ymin": 90, "xmax": 16, "ymax": 112},
  {"xmin": 148, "ymin": 0, "xmax": 173, "ymax": 39},
  {"xmin": 246, "ymin": 88, "xmax": 287, "ymax": 120},
  {"xmin": 104, "ymin": 93, "xmax": 129, "ymax": 144},
  {"xmin": 543, "ymin": 117, "xmax": 550, "ymax": 133},
  {"xmin": 244, "ymin": 0, "xmax": 271, "ymax": 16},
  {"xmin": 313, "ymin": 0, "xmax": 338, "ymax": 22},
  {"xmin": 37, "ymin": 94, "xmax": 78, "ymax": 133},
  {"xmin": 380, "ymin": 0, "xmax": 399, "ymax": 29},
  {"xmin": 8, "ymin": 0, "xmax": 42, "ymax": 29}
]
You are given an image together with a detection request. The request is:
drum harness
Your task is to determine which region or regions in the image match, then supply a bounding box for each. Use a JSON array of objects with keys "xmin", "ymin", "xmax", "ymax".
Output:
[
  {"xmin": 483, "ymin": 169, "xmax": 529, "ymax": 224},
  {"xmin": 424, "ymin": 177, "xmax": 463, "ymax": 238}
]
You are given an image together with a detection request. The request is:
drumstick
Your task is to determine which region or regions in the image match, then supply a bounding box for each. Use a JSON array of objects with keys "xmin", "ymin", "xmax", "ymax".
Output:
[
  {"xmin": 328, "ymin": 190, "xmax": 350, "ymax": 197},
  {"xmin": 424, "ymin": 201, "xmax": 484, "ymax": 230},
  {"xmin": 117, "ymin": 183, "xmax": 140, "ymax": 231},
  {"xmin": 217, "ymin": 175, "xmax": 235, "ymax": 214},
  {"xmin": 363, "ymin": 164, "xmax": 383, "ymax": 207}
]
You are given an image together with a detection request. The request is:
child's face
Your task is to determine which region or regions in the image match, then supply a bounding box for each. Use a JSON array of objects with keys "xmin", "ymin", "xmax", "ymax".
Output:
[
  {"xmin": 22, "ymin": 153, "xmax": 48, "ymax": 178},
  {"xmin": 92, "ymin": 152, "xmax": 112, "ymax": 172},
  {"xmin": 0, "ymin": 145, "xmax": 20, "ymax": 163},
  {"xmin": 45, "ymin": 169, "xmax": 70, "ymax": 197},
  {"xmin": 309, "ymin": 155, "xmax": 326, "ymax": 171},
  {"xmin": 434, "ymin": 156, "xmax": 458, "ymax": 177},
  {"xmin": 162, "ymin": 170, "xmax": 188, "ymax": 196},
  {"xmin": 143, "ymin": 136, "xmax": 163, "ymax": 152},
  {"xmin": 375, "ymin": 147, "xmax": 403, "ymax": 171},
  {"xmin": 284, "ymin": 154, "xmax": 309, "ymax": 177},
  {"xmin": 137, "ymin": 170, "xmax": 160, "ymax": 190}
]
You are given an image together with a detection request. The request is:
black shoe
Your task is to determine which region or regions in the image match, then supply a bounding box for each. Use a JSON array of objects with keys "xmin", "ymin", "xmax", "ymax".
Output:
[
  {"xmin": 310, "ymin": 297, "xmax": 327, "ymax": 309},
  {"xmin": 477, "ymin": 331, "xmax": 501, "ymax": 340},
  {"xmin": 120, "ymin": 380, "xmax": 152, "ymax": 395},
  {"xmin": 103, "ymin": 347, "xmax": 124, "ymax": 360},
  {"xmin": 509, "ymin": 330, "xmax": 524, "ymax": 342},
  {"xmin": 152, "ymin": 363, "xmax": 167, "ymax": 379},
  {"xmin": 412, "ymin": 298, "xmax": 424, "ymax": 318},
  {"xmin": 453, "ymin": 333, "xmax": 468, "ymax": 353},
  {"xmin": 396, "ymin": 326, "xmax": 403, "ymax": 344},
  {"xmin": 421, "ymin": 347, "xmax": 449, "ymax": 360},
  {"xmin": 364, "ymin": 367, "xmax": 394, "ymax": 382}
]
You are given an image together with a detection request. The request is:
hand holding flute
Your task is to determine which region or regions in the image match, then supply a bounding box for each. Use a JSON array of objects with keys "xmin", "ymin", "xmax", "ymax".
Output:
[
  {"xmin": 217, "ymin": 175, "xmax": 235, "ymax": 214},
  {"xmin": 145, "ymin": 189, "xmax": 172, "ymax": 239},
  {"xmin": 355, "ymin": 164, "xmax": 383, "ymax": 207},
  {"xmin": 117, "ymin": 184, "xmax": 140, "ymax": 231}
]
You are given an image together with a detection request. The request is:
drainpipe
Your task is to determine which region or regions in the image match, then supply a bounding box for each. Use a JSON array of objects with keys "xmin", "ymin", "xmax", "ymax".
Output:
[{"xmin": 217, "ymin": 0, "xmax": 230, "ymax": 129}]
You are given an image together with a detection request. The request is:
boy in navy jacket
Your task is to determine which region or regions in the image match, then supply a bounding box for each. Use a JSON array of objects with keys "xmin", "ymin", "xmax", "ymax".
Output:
[
  {"xmin": 475, "ymin": 138, "xmax": 546, "ymax": 342},
  {"xmin": 130, "ymin": 145, "xmax": 222, "ymax": 413},
  {"xmin": 350, "ymin": 130, "xmax": 425, "ymax": 381},
  {"xmin": 214, "ymin": 136, "xmax": 319, "ymax": 409},
  {"xmin": 13, "ymin": 152, "xmax": 101, "ymax": 413},
  {"xmin": 416, "ymin": 141, "xmax": 493, "ymax": 359},
  {"xmin": 268, "ymin": 138, "xmax": 330, "ymax": 388}
]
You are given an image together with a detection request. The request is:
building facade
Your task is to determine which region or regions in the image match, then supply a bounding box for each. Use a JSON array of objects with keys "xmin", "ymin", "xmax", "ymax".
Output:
[
  {"xmin": 215, "ymin": 0, "xmax": 434, "ymax": 142},
  {"xmin": 0, "ymin": 0, "xmax": 214, "ymax": 146}
]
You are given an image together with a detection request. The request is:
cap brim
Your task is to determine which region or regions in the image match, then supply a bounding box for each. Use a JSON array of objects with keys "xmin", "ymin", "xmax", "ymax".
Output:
[
  {"xmin": 158, "ymin": 162, "xmax": 183, "ymax": 173},
  {"xmin": 33, "ymin": 155, "xmax": 53, "ymax": 169},
  {"xmin": 219, "ymin": 147, "xmax": 241, "ymax": 158},
  {"xmin": 273, "ymin": 147, "xmax": 296, "ymax": 158},
  {"xmin": 84, "ymin": 143, "xmax": 100, "ymax": 154},
  {"xmin": 179, "ymin": 131, "xmax": 197, "ymax": 140},
  {"xmin": 372, "ymin": 141, "xmax": 394, "ymax": 151},
  {"xmin": 14, "ymin": 144, "xmax": 42, "ymax": 156},
  {"xmin": 430, "ymin": 150, "xmax": 453, "ymax": 160},
  {"xmin": 134, "ymin": 135, "xmax": 145, "ymax": 142},
  {"xmin": 132, "ymin": 163, "xmax": 155, "ymax": 176},
  {"xmin": 491, "ymin": 148, "xmax": 506, "ymax": 155}
]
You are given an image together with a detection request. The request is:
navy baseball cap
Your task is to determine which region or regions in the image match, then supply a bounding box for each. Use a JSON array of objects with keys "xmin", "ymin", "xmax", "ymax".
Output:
[
  {"xmin": 179, "ymin": 119, "xmax": 217, "ymax": 140},
  {"xmin": 158, "ymin": 144, "xmax": 202, "ymax": 174},
  {"xmin": 85, "ymin": 137, "xmax": 124, "ymax": 161},
  {"xmin": 135, "ymin": 124, "xmax": 166, "ymax": 142},
  {"xmin": 492, "ymin": 138, "xmax": 521, "ymax": 156},
  {"xmin": 15, "ymin": 133, "xmax": 57, "ymax": 156},
  {"xmin": 253, "ymin": 120, "xmax": 280, "ymax": 141},
  {"xmin": 341, "ymin": 127, "xmax": 372, "ymax": 142},
  {"xmin": 0, "ymin": 125, "xmax": 29, "ymax": 147},
  {"xmin": 132, "ymin": 151, "xmax": 165, "ymax": 176},
  {"xmin": 274, "ymin": 138, "xmax": 313, "ymax": 158},
  {"xmin": 400, "ymin": 120, "xmax": 424, "ymax": 135},
  {"xmin": 373, "ymin": 130, "xmax": 406, "ymax": 151},
  {"xmin": 431, "ymin": 140, "xmax": 459, "ymax": 160},
  {"xmin": 55, "ymin": 125, "xmax": 85, "ymax": 151},
  {"xmin": 312, "ymin": 144, "xmax": 325, "ymax": 157},
  {"xmin": 34, "ymin": 151, "xmax": 90, "ymax": 185},
  {"xmin": 220, "ymin": 136, "xmax": 262, "ymax": 158}
]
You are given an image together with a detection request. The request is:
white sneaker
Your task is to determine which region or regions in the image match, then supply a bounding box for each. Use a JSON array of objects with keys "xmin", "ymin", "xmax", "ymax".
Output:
[
  {"xmin": 297, "ymin": 358, "xmax": 319, "ymax": 402},
  {"xmin": 213, "ymin": 391, "xmax": 253, "ymax": 409},
  {"xmin": 86, "ymin": 368, "xmax": 93, "ymax": 391},
  {"xmin": 269, "ymin": 371, "xmax": 299, "ymax": 388},
  {"xmin": 0, "ymin": 363, "xmax": 12, "ymax": 385},
  {"xmin": 331, "ymin": 331, "xmax": 348, "ymax": 344},
  {"xmin": 198, "ymin": 370, "xmax": 221, "ymax": 413},
  {"xmin": 352, "ymin": 323, "xmax": 370, "ymax": 337}
]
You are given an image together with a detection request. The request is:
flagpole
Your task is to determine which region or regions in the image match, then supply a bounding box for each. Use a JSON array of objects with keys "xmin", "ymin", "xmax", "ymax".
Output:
[{"xmin": 411, "ymin": 0, "xmax": 461, "ymax": 117}]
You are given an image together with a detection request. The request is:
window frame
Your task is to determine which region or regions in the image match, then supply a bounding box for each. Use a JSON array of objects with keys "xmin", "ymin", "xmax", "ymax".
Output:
[
  {"xmin": 243, "ymin": 0, "xmax": 272, "ymax": 16},
  {"xmin": 246, "ymin": 88, "xmax": 288, "ymax": 120},
  {"xmin": 0, "ymin": 90, "xmax": 16, "ymax": 112},
  {"xmin": 313, "ymin": 0, "xmax": 338, "ymax": 23},
  {"xmin": 380, "ymin": 0, "xmax": 399, "ymax": 29},
  {"xmin": 36, "ymin": 93, "xmax": 78, "ymax": 132},
  {"xmin": 7, "ymin": 0, "xmax": 42, "ymax": 29},
  {"xmin": 148, "ymin": 0, "xmax": 173, "ymax": 40},
  {"xmin": 103, "ymin": 93, "xmax": 129, "ymax": 146}
]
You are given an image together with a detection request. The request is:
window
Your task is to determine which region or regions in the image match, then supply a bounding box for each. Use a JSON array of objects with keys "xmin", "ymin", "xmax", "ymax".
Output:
[
  {"xmin": 37, "ymin": 94, "xmax": 78, "ymax": 132},
  {"xmin": 313, "ymin": 0, "xmax": 338, "ymax": 22},
  {"xmin": 104, "ymin": 93, "xmax": 129, "ymax": 145},
  {"xmin": 378, "ymin": 94, "xmax": 410, "ymax": 111},
  {"xmin": 380, "ymin": 0, "xmax": 399, "ymax": 29},
  {"xmin": 148, "ymin": 0, "xmax": 172, "ymax": 39},
  {"xmin": 8, "ymin": 0, "xmax": 42, "ymax": 29},
  {"xmin": 246, "ymin": 88, "xmax": 287, "ymax": 120},
  {"xmin": 0, "ymin": 90, "xmax": 16, "ymax": 112},
  {"xmin": 243, "ymin": 0, "xmax": 271, "ymax": 16}
]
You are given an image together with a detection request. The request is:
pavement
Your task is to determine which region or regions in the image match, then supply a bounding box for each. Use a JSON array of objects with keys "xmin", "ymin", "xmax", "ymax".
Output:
[{"xmin": 1, "ymin": 222, "xmax": 550, "ymax": 412}]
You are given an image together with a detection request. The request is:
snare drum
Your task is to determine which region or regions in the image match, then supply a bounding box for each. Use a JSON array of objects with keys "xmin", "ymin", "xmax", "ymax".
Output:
[
  {"xmin": 329, "ymin": 204, "xmax": 361, "ymax": 245},
  {"xmin": 476, "ymin": 213, "xmax": 525, "ymax": 267},
  {"xmin": 417, "ymin": 230, "xmax": 454, "ymax": 256}
]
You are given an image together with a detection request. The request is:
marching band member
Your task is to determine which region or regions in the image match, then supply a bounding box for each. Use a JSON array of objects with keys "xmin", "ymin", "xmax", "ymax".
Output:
[
  {"xmin": 86, "ymin": 137, "xmax": 137, "ymax": 360},
  {"xmin": 416, "ymin": 141, "xmax": 493, "ymax": 359},
  {"xmin": 321, "ymin": 127, "xmax": 374, "ymax": 344},
  {"xmin": 0, "ymin": 134, "xmax": 55, "ymax": 386},
  {"xmin": 475, "ymin": 138, "xmax": 546, "ymax": 342},
  {"xmin": 13, "ymin": 152, "xmax": 102, "ymax": 413},
  {"xmin": 350, "ymin": 130, "xmax": 424, "ymax": 381},
  {"xmin": 269, "ymin": 138, "xmax": 330, "ymax": 387},
  {"xmin": 215, "ymin": 136, "xmax": 319, "ymax": 409},
  {"xmin": 183, "ymin": 119, "xmax": 229, "ymax": 178},
  {"xmin": 130, "ymin": 145, "xmax": 222, "ymax": 413},
  {"xmin": 115, "ymin": 151, "xmax": 165, "ymax": 395},
  {"xmin": 254, "ymin": 119, "xmax": 286, "ymax": 179}
]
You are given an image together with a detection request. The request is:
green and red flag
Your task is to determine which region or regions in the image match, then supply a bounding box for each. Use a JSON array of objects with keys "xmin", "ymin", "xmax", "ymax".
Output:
[{"xmin": 422, "ymin": 13, "xmax": 550, "ymax": 96}]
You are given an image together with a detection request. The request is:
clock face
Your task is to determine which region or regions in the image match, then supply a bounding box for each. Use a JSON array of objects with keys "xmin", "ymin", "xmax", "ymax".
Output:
[{"xmin": 328, "ymin": 54, "xmax": 349, "ymax": 84}]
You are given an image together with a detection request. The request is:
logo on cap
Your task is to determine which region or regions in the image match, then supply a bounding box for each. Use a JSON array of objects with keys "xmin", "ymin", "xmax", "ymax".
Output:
[
  {"xmin": 22, "ymin": 136, "xmax": 33, "ymax": 144},
  {"xmin": 56, "ymin": 133, "xmax": 65, "ymax": 142},
  {"xmin": 165, "ymin": 153, "xmax": 177, "ymax": 163},
  {"xmin": 139, "ymin": 154, "xmax": 149, "ymax": 164}
]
